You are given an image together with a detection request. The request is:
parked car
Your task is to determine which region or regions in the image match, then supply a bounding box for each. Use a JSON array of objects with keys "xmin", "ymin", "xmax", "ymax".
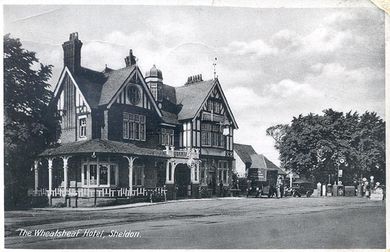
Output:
[
  {"xmin": 246, "ymin": 169, "xmax": 278, "ymax": 198},
  {"xmin": 291, "ymin": 180, "xmax": 315, "ymax": 197}
]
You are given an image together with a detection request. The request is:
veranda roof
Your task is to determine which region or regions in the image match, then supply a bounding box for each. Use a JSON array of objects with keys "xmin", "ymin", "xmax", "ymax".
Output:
[{"xmin": 39, "ymin": 139, "xmax": 168, "ymax": 158}]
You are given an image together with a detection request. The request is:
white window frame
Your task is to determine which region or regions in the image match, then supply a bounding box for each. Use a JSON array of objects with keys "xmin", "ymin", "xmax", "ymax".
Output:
[
  {"xmin": 78, "ymin": 115, "xmax": 87, "ymax": 138},
  {"xmin": 81, "ymin": 157, "xmax": 118, "ymax": 188}
]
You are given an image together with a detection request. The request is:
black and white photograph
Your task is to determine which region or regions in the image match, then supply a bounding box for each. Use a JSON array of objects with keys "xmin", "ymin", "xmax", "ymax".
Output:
[{"xmin": 2, "ymin": 0, "xmax": 387, "ymax": 250}]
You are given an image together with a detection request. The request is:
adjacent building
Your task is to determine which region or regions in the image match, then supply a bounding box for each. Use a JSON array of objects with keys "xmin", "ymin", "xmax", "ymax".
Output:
[
  {"xmin": 31, "ymin": 33, "xmax": 238, "ymax": 204},
  {"xmin": 234, "ymin": 143, "xmax": 286, "ymax": 178}
]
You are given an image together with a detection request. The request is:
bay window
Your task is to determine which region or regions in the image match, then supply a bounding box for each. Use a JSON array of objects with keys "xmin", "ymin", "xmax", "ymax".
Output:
[{"xmin": 201, "ymin": 123, "xmax": 225, "ymax": 147}]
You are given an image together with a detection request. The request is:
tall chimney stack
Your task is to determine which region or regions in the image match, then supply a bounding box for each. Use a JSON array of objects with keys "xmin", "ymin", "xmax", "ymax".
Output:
[
  {"xmin": 125, "ymin": 49, "xmax": 137, "ymax": 67},
  {"xmin": 62, "ymin": 32, "xmax": 82, "ymax": 73}
]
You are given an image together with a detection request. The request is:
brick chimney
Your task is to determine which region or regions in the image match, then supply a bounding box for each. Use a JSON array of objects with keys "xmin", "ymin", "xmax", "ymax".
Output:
[
  {"xmin": 185, "ymin": 74, "xmax": 203, "ymax": 85},
  {"xmin": 62, "ymin": 32, "xmax": 83, "ymax": 73},
  {"xmin": 124, "ymin": 49, "xmax": 137, "ymax": 67}
]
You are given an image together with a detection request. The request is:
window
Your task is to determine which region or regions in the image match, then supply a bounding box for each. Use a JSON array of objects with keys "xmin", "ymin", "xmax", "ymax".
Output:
[
  {"xmin": 79, "ymin": 117, "xmax": 87, "ymax": 138},
  {"xmin": 127, "ymin": 86, "xmax": 140, "ymax": 105},
  {"xmin": 99, "ymin": 165, "xmax": 108, "ymax": 185},
  {"xmin": 150, "ymin": 83, "xmax": 158, "ymax": 99},
  {"xmin": 218, "ymin": 161, "xmax": 229, "ymax": 185},
  {"xmin": 110, "ymin": 165, "xmax": 116, "ymax": 185},
  {"xmin": 214, "ymin": 101, "xmax": 221, "ymax": 114},
  {"xmin": 201, "ymin": 124, "xmax": 212, "ymax": 146},
  {"xmin": 200, "ymin": 168, "xmax": 206, "ymax": 184},
  {"xmin": 83, "ymin": 165, "xmax": 88, "ymax": 185},
  {"xmin": 207, "ymin": 99, "xmax": 222, "ymax": 114},
  {"xmin": 89, "ymin": 165, "xmax": 97, "ymax": 185},
  {"xmin": 194, "ymin": 167, "xmax": 198, "ymax": 181},
  {"xmin": 123, "ymin": 112, "xmax": 146, "ymax": 141},
  {"xmin": 133, "ymin": 166, "xmax": 144, "ymax": 186},
  {"xmin": 161, "ymin": 128, "xmax": 174, "ymax": 146},
  {"xmin": 201, "ymin": 123, "xmax": 225, "ymax": 147},
  {"xmin": 81, "ymin": 157, "xmax": 118, "ymax": 187},
  {"xmin": 123, "ymin": 119, "xmax": 129, "ymax": 139},
  {"xmin": 207, "ymin": 100, "xmax": 213, "ymax": 112}
]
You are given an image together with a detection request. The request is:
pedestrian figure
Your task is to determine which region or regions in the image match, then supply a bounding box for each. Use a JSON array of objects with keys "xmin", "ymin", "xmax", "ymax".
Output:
[
  {"xmin": 276, "ymin": 176, "xmax": 283, "ymax": 198},
  {"xmin": 246, "ymin": 179, "xmax": 252, "ymax": 197},
  {"xmin": 219, "ymin": 180, "xmax": 224, "ymax": 197}
]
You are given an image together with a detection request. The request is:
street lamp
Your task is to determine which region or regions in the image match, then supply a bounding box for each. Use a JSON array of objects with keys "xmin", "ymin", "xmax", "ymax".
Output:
[
  {"xmin": 288, "ymin": 172, "xmax": 293, "ymax": 188},
  {"xmin": 337, "ymin": 158, "xmax": 345, "ymax": 185}
]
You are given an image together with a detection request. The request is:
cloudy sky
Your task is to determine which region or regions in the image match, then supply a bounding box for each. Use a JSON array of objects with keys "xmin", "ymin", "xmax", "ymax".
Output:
[{"xmin": 4, "ymin": 3, "xmax": 385, "ymax": 165}]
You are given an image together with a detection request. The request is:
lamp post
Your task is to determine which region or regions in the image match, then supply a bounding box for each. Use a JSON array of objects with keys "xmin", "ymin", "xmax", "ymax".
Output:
[
  {"xmin": 337, "ymin": 158, "xmax": 345, "ymax": 185},
  {"xmin": 289, "ymin": 172, "xmax": 293, "ymax": 188}
]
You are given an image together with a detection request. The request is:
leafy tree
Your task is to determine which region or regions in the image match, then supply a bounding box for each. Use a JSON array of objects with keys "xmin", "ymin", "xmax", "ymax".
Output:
[
  {"xmin": 266, "ymin": 124, "xmax": 288, "ymax": 149},
  {"xmin": 4, "ymin": 34, "xmax": 60, "ymax": 209},
  {"xmin": 267, "ymin": 109, "xmax": 385, "ymax": 185}
]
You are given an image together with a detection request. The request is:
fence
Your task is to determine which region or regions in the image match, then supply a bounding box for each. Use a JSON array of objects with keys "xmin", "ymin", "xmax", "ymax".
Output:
[{"xmin": 28, "ymin": 187, "xmax": 167, "ymax": 199}]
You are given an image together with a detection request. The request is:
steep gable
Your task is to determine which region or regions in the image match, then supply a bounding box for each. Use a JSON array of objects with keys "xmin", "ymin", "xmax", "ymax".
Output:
[
  {"xmin": 98, "ymin": 65, "xmax": 136, "ymax": 106},
  {"xmin": 100, "ymin": 66, "xmax": 163, "ymax": 117},
  {"xmin": 234, "ymin": 143, "xmax": 257, "ymax": 164},
  {"xmin": 73, "ymin": 67, "xmax": 106, "ymax": 108},
  {"xmin": 250, "ymin": 154, "xmax": 286, "ymax": 175},
  {"xmin": 53, "ymin": 67, "xmax": 92, "ymax": 112},
  {"xmin": 175, "ymin": 79, "xmax": 216, "ymax": 120},
  {"xmin": 175, "ymin": 78, "xmax": 238, "ymax": 129}
]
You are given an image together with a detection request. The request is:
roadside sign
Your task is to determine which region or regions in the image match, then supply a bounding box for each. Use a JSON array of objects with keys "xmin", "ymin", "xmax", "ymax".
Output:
[
  {"xmin": 248, "ymin": 168, "xmax": 267, "ymax": 181},
  {"xmin": 338, "ymin": 169, "xmax": 343, "ymax": 177}
]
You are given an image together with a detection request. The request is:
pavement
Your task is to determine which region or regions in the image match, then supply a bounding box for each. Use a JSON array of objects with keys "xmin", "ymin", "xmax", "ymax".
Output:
[{"xmin": 4, "ymin": 196, "xmax": 385, "ymax": 249}]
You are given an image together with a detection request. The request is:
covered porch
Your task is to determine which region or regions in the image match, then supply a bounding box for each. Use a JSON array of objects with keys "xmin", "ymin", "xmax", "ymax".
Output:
[{"xmin": 30, "ymin": 139, "xmax": 201, "ymax": 207}]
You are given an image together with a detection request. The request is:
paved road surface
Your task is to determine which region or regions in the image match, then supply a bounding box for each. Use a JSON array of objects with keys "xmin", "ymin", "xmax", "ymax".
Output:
[{"xmin": 4, "ymin": 197, "xmax": 385, "ymax": 249}]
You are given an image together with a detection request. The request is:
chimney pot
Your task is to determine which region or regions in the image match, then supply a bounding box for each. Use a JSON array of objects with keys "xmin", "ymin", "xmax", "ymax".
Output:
[
  {"xmin": 125, "ymin": 49, "xmax": 137, "ymax": 67},
  {"xmin": 62, "ymin": 32, "xmax": 82, "ymax": 73}
]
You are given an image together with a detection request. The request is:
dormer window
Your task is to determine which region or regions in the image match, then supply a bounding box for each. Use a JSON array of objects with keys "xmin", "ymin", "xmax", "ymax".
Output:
[{"xmin": 127, "ymin": 85, "xmax": 140, "ymax": 105}]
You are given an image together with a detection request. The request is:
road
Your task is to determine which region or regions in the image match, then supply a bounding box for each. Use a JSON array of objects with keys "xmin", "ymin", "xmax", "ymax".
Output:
[{"xmin": 4, "ymin": 197, "xmax": 385, "ymax": 249}]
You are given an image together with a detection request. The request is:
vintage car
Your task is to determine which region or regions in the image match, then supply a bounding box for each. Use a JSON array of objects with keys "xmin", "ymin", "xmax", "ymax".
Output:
[
  {"xmin": 246, "ymin": 168, "xmax": 279, "ymax": 198},
  {"xmin": 290, "ymin": 179, "xmax": 315, "ymax": 197}
]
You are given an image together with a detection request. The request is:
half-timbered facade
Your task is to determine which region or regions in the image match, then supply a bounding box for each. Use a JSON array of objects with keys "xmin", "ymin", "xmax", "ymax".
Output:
[{"xmin": 31, "ymin": 33, "xmax": 238, "ymax": 206}]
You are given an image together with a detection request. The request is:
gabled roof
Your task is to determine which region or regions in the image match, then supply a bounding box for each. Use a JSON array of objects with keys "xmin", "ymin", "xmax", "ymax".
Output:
[
  {"xmin": 234, "ymin": 143, "xmax": 257, "ymax": 164},
  {"xmin": 39, "ymin": 139, "xmax": 168, "ymax": 158},
  {"xmin": 175, "ymin": 79, "xmax": 216, "ymax": 120},
  {"xmin": 250, "ymin": 154, "xmax": 287, "ymax": 175},
  {"xmin": 161, "ymin": 110, "xmax": 179, "ymax": 125},
  {"xmin": 54, "ymin": 61, "xmax": 235, "ymax": 127},
  {"xmin": 234, "ymin": 143, "xmax": 286, "ymax": 175},
  {"xmin": 162, "ymin": 84, "xmax": 177, "ymax": 104},
  {"xmin": 73, "ymin": 67, "xmax": 106, "ymax": 108},
  {"xmin": 98, "ymin": 65, "xmax": 136, "ymax": 106},
  {"xmin": 250, "ymin": 154, "xmax": 268, "ymax": 169}
]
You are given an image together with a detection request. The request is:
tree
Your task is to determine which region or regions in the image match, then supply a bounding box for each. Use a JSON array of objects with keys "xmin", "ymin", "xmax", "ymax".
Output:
[
  {"xmin": 4, "ymin": 34, "xmax": 60, "ymax": 209},
  {"xmin": 267, "ymin": 109, "xmax": 385, "ymax": 184},
  {"xmin": 266, "ymin": 124, "xmax": 288, "ymax": 149}
]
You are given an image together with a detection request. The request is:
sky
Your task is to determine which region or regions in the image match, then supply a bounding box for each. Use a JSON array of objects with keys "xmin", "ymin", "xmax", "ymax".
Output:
[{"xmin": 3, "ymin": 3, "xmax": 385, "ymax": 165}]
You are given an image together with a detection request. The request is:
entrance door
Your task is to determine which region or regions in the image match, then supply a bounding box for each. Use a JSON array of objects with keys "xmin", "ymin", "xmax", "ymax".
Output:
[
  {"xmin": 209, "ymin": 171, "xmax": 217, "ymax": 195},
  {"xmin": 175, "ymin": 164, "xmax": 190, "ymax": 198}
]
